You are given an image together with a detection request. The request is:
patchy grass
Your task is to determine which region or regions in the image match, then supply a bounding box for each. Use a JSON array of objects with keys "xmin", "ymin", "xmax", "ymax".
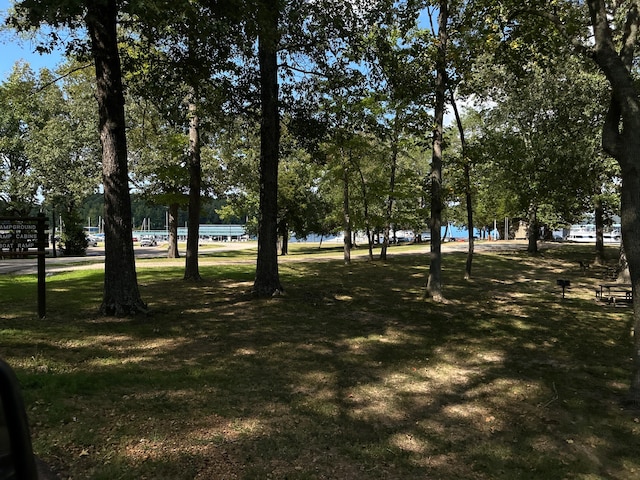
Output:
[{"xmin": 1, "ymin": 243, "xmax": 640, "ymax": 479}]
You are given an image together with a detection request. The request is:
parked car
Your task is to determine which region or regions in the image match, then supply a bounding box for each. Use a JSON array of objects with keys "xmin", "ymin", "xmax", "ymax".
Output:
[
  {"xmin": 139, "ymin": 237, "xmax": 157, "ymax": 247},
  {"xmin": 86, "ymin": 235, "xmax": 99, "ymax": 247}
]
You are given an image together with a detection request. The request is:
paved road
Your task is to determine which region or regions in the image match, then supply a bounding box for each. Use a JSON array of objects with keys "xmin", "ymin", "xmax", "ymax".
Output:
[
  {"xmin": 0, "ymin": 240, "xmax": 536, "ymax": 276},
  {"xmin": 0, "ymin": 242, "xmax": 256, "ymax": 275}
]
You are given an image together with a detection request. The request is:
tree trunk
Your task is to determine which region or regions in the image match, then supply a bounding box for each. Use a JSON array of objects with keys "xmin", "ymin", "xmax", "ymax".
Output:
[
  {"xmin": 353, "ymin": 158, "xmax": 373, "ymax": 262},
  {"xmin": 451, "ymin": 92, "xmax": 474, "ymax": 280},
  {"xmin": 620, "ymin": 150, "xmax": 640, "ymax": 402},
  {"xmin": 381, "ymin": 115, "xmax": 399, "ymax": 262},
  {"xmin": 618, "ymin": 243, "xmax": 631, "ymax": 283},
  {"xmin": 184, "ymin": 96, "xmax": 202, "ymax": 281},
  {"xmin": 253, "ymin": 0, "xmax": 283, "ymax": 296},
  {"xmin": 527, "ymin": 206, "xmax": 538, "ymax": 254},
  {"xmin": 595, "ymin": 197, "xmax": 605, "ymax": 264},
  {"xmin": 167, "ymin": 202, "xmax": 179, "ymax": 258},
  {"xmin": 427, "ymin": 0, "xmax": 447, "ymax": 301},
  {"xmin": 586, "ymin": 0, "xmax": 640, "ymax": 403},
  {"xmin": 342, "ymin": 156, "xmax": 351, "ymax": 265},
  {"xmin": 279, "ymin": 221, "xmax": 288, "ymax": 255},
  {"xmin": 381, "ymin": 227, "xmax": 390, "ymax": 260},
  {"xmin": 464, "ymin": 162, "xmax": 474, "ymax": 279},
  {"xmin": 86, "ymin": 0, "xmax": 146, "ymax": 316},
  {"xmin": 50, "ymin": 209, "xmax": 57, "ymax": 258}
]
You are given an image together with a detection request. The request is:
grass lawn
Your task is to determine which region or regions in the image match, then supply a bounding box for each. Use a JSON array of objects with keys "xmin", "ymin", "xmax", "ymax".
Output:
[{"xmin": 1, "ymin": 243, "xmax": 639, "ymax": 479}]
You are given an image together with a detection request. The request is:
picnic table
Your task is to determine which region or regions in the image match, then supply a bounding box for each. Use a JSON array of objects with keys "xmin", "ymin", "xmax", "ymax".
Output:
[{"xmin": 595, "ymin": 284, "xmax": 633, "ymax": 305}]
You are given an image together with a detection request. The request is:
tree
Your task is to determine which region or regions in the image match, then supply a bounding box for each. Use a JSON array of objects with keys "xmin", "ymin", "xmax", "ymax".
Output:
[
  {"xmin": 450, "ymin": 93, "xmax": 475, "ymax": 279},
  {"xmin": 184, "ymin": 92, "xmax": 203, "ymax": 280},
  {"xmin": 472, "ymin": 55, "xmax": 604, "ymax": 253},
  {"xmin": 28, "ymin": 63, "xmax": 102, "ymax": 257},
  {"xmin": 0, "ymin": 64, "xmax": 41, "ymax": 216},
  {"xmin": 592, "ymin": 171, "xmax": 620, "ymax": 264},
  {"xmin": 461, "ymin": 0, "xmax": 640, "ymax": 397},
  {"xmin": 86, "ymin": 0, "xmax": 146, "ymax": 314},
  {"xmin": 277, "ymin": 123, "xmax": 332, "ymax": 254},
  {"xmin": 126, "ymin": 96, "xmax": 189, "ymax": 259},
  {"xmin": 122, "ymin": 0, "xmax": 241, "ymax": 278},
  {"xmin": 584, "ymin": 0, "xmax": 640, "ymax": 403},
  {"xmin": 426, "ymin": 0, "xmax": 448, "ymax": 301},
  {"xmin": 253, "ymin": 0, "xmax": 283, "ymax": 296},
  {"xmin": 9, "ymin": 0, "xmax": 147, "ymax": 314},
  {"xmin": 357, "ymin": 19, "xmax": 434, "ymax": 261}
]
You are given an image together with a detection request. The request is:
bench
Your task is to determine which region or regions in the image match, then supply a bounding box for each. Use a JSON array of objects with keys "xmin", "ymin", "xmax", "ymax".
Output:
[{"xmin": 596, "ymin": 284, "xmax": 633, "ymax": 305}]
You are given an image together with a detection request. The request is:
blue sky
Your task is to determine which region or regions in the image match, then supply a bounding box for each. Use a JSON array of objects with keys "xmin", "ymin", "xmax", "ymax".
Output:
[{"xmin": 0, "ymin": 0, "xmax": 64, "ymax": 80}]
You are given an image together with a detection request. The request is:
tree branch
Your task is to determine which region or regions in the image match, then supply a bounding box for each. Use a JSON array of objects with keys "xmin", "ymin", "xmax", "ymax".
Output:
[
  {"xmin": 619, "ymin": 2, "xmax": 640, "ymax": 69},
  {"xmin": 512, "ymin": 8, "xmax": 591, "ymax": 57},
  {"xmin": 279, "ymin": 63, "xmax": 327, "ymax": 78},
  {"xmin": 33, "ymin": 63, "xmax": 94, "ymax": 94}
]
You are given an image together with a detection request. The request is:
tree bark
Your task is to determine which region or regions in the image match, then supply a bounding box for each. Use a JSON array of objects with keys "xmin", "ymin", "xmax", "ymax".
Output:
[
  {"xmin": 86, "ymin": 0, "xmax": 146, "ymax": 316},
  {"xmin": 618, "ymin": 243, "xmax": 631, "ymax": 283},
  {"xmin": 342, "ymin": 156, "xmax": 352, "ymax": 265},
  {"xmin": 620, "ymin": 151, "xmax": 640, "ymax": 402},
  {"xmin": 279, "ymin": 220, "xmax": 288, "ymax": 255},
  {"xmin": 595, "ymin": 197, "xmax": 605, "ymax": 264},
  {"xmin": 451, "ymin": 92, "xmax": 474, "ymax": 280},
  {"xmin": 253, "ymin": 0, "xmax": 283, "ymax": 296},
  {"xmin": 586, "ymin": 0, "xmax": 640, "ymax": 402},
  {"xmin": 184, "ymin": 96, "xmax": 202, "ymax": 281},
  {"xmin": 380, "ymin": 115, "xmax": 399, "ymax": 262},
  {"xmin": 167, "ymin": 202, "xmax": 179, "ymax": 258},
  {"xmin": 50, "ymin": 209, "xmax": 57, "ymax": 258},
  {"xmin": 527, "ymin": 206, "xmax": 539, "ymax": 254},
  {"xmin": 427, "ymin": 0, "xmax": 447, "ymax": 301},
  {"xmin": 353, "ymin": 159, "xmax": 373, "ymax": 261}
]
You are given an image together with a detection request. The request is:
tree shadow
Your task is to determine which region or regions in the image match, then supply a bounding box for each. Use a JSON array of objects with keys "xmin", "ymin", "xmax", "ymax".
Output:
[{"xmin": 2, "ymin": 246, "xmax": 638, "ymax": 479}]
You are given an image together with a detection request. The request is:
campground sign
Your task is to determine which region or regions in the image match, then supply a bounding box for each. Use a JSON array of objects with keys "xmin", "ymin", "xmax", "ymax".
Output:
[{"xmin": 0, "ymin": 215, "xmax": 48, "ymax": 318}]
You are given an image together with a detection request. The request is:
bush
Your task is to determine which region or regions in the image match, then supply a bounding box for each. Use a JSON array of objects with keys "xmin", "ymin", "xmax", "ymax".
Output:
[{"xmin": 60, "ymin": 211, "xmax": 87, "ymax": 256}]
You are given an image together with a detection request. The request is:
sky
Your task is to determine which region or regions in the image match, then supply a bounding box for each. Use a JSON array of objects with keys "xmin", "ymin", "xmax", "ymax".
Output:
[{"xmin": 0, "ymin": 0, "xmax": 65, "ymax": 80}]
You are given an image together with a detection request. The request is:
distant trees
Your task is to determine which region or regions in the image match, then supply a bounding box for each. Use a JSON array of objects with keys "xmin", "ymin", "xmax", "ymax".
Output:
[
  {"xmin": 0, "ymin": 62, "xmax": 101, "ymax": 255},
  {"xmin": 125, "ymin": 96, "xmax": 190, "ymax": 259},
  {"xmin": 472, "ymin": 56, "xmax": 607, "ymax": 253},
  {"xmin": 0, "ymin": 65, "xmax": 45, "ymax": 216},
  {"xmin": 29, "ymin": 63, "xmax": 101, "ymax": 256}
]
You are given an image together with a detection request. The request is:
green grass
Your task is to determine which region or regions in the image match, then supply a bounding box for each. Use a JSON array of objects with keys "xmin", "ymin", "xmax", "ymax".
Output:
[{"xmin": 1, "ymin": 243, "xmax": 640, "ymax": 479}]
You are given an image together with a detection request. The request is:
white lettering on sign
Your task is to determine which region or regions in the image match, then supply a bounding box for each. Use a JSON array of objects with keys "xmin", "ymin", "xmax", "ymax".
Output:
[{"xmin": 0, "ymin": 224, "xmax": 36, "ymax": 230}]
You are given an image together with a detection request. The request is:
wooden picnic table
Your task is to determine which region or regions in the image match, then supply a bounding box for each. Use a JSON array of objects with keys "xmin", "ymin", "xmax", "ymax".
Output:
[{"xmin": 596, "ymin": 284, "xmax": 633, "ymax": 305}]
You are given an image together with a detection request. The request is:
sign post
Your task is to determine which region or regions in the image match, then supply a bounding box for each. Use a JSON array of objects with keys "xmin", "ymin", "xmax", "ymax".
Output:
[{"xmin": 0, "ymin": 215, "xmax": 49, "ymax": 318}]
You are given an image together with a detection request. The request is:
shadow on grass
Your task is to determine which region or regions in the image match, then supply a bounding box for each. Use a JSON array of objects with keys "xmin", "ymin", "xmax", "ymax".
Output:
[{"xmin": 1, "ymin": 245, "xmax": 639, "ymax": 479}]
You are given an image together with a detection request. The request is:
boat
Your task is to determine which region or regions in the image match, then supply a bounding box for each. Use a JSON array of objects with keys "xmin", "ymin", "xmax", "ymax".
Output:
[{"xmin": 566, "ymin": 224, "xmax": 621, "ymax": 244}]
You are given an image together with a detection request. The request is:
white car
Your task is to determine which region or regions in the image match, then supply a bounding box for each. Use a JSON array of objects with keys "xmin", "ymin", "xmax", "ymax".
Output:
[
  {"xmin": 86, "ymin": 235, "xmax": 99, "ymax": 247},
  {"xmin": 139, "ymin": 237, "xmax": 157, "ymax": 247}
]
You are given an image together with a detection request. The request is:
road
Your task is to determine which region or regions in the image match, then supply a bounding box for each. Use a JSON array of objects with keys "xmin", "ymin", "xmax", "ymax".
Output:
[
  {"xmin": 0, "ymin": 242, "xmax": 257, "ymax": 275},
  {"xmin": 0, "ymin": 240, "xmax": 534, "ymax": 276}
]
